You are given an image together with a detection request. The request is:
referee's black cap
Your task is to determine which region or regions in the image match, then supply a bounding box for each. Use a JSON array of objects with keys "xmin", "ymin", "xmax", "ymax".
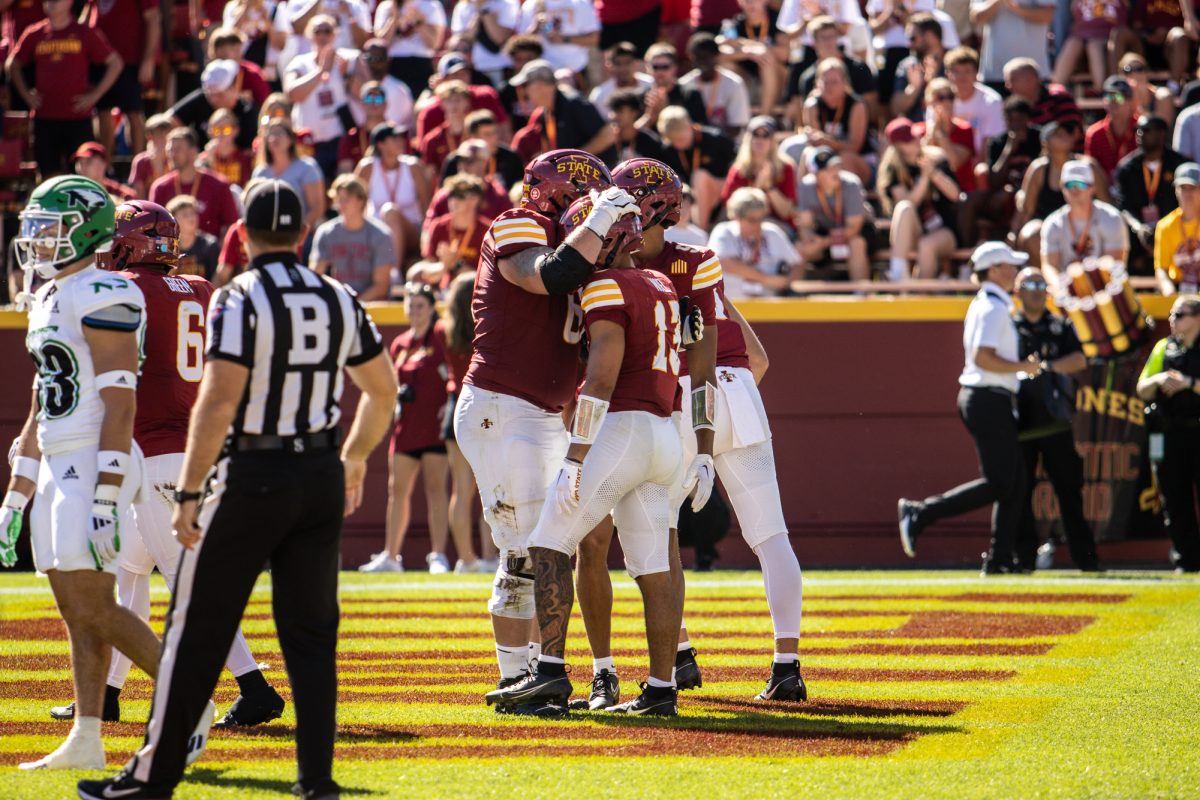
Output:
[{"xmin": 244, "ymin": 179, "xmax": 303, "ymax": 235}]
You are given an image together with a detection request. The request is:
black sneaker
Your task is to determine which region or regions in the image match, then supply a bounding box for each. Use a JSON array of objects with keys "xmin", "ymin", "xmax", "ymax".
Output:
[
  {"xmin": 292, "ymin": 779, "xmax": 341, "ymax": 799},
  {"xmin": 484, "ymin": 668, "xmax": 572, "ymax": 709},
  {"xmin": 755, "ymin": 660, "xmax": 808, "ymax": 702},
  {"xmin": 568, "ymin": 669, "xmax": 620, "ymax": 711},
  {"xmin": 214, "ymin": 686, "xmax": 286, "ymax": 728},
  {"xmin": 52, "ymin": 686, "xmax": 121, "ymax": 722},
  {"xmin": 675, "ymin": 648, "xmax": 702, "ymax": 690},
  {"xmin": 606, "ymin": 683, "xmax": 678, "ymax": 716},
  {"xmin": 77, "ymin": 771, "xmax": 170, "ymax": 799},
  {"xmin": 898, "ymin": 499, "xmax": 921, "ymax": 557}
]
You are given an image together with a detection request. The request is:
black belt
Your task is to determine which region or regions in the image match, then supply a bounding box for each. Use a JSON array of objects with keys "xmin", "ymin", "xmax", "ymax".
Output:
[
  {"xmin": 969, "ymin": 385, "xmax": 1016, "ymax": 398},
  {"xmin": 230, "ymin": 428, "xmax": 342, "ymax": 454}
]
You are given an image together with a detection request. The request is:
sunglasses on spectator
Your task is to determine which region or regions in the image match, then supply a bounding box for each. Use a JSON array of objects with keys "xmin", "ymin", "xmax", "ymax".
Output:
[
  {"xmin": 1170, "ymin": 310, "xmax": 1198, "ymax": 320},
  {"xmin": 933, "ymin": 93, "xmax": 954, "ymax": 103},
  {"xmin": 751, "ymin": 129, "xmax": 772, "ymax": 139},
  {"xmin": 260, "ymin": 112, "xmax": 287, "ymax": 126},
  {"xmin": 649, "ymin": 61, "xmax": 674, "ymax": 71},
  {"xmin": 313, "ymin": 26, "xmax": 334, "ymax": 35},
  {"xmin": 1122, "ymin": 63, "xmax": 1146, "ymax": 74},
  {"xmin": 740, "ymin": 213, "xmax": 767, "ymax": 224},
  {"xmin": 211, "ymin": 124, "xmax": 236, "ymax": 136},
  {"xmin": 1063, "ymin": 181, "xmax": 1089, "ymax": 191},
  {"xmin": 1104, "ymin": 92, "xmax": 1126, "ymax": 104},
  {"xmin": 1019, "ymin": 280, "xmax": 1047, "ymax": 291},
  {"xmin": 362, "ymin": 93, "xmax": 386, "ymax": 105},
  {"xmin": 364, "ymin": 53, "xmax": 386, "ymax": 62}
]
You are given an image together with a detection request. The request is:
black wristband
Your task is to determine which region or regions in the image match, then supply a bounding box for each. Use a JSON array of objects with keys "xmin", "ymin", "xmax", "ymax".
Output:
[
  {"xmin": 538, "ymin": 242, "xmax": 594, "ymax": 294},
  {"xmin": 172, "ymin": 488, "xmax": 202, "ymax": 504}
]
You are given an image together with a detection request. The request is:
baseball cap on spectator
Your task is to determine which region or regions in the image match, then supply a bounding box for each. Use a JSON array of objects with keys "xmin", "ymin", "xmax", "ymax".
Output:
[
  {"xmin": 510, "ymin": 58, "xmax": 556, "ymax": 86},
  {"xmin": 1061, "ymin": 159, "xmax": 1095, "ymax": 187},
  {"xmin": 1137, "ymin": 114, "xmax": 1169, "ymax": 134},
  {"xmin": 970, "ymin": 241, "xmax": 1029, "ymax": 273},
  {"xmin": 1102, "ymin": 76, "xmax": 1132, "ymax": 100},
  {"xmin": 371, "ymin": 122, "xmax": 406, "ymax": 147},
  {"xmin": 202, "ymin": 59, "xmax": 240, "ymax": 93},
  {"xmin": 438, "ymin": 52, "xmax": 469, "ymax": 78},
  {"xmin": 806, "ymin": 146, "xmax": 841, "ymax": 173},
  {"xmin": 747, "ymin": 115, "xmax": 776, "ymax": 135},
  {"xmin": 885, "ymin": 118, "xmax": 916, "ymax": 145},
  {"xmin": 245, "ymin": 179, "xmax": 303, "ymax": 234},
  {"xmin": 73, "ymin": 142, "xmax": 108, "ymax": 162},
  {"xmin": 287, "ymin": 0, "xmax": 320, "ymax": 24},
  {"xmin": 1176, "ymin": 163, "xmax": 1200, "ymax": 187}
]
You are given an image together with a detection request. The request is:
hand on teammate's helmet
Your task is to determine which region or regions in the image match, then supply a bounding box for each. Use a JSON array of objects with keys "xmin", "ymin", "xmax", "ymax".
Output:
[
  {"xmin": 554, "ymin": 457, "xmax": 585, "ymax": 515},
  {"xmin": 584, "ymin": 187, "xmax": 640, "ymax": 238},
  {"xmin": 0, "ymin": 504, "xmax": 23, "ymax": 568},
  {"xmin": 88, "ymin": 498, "xmax": 121, "ymax": 569},
  {"xmin": 682, "ymin": 454, "xmax": 715, "ymax": 512},
  {"xmin": 680, "ymin": 297, "xmax": 704, "ymax": 346}
]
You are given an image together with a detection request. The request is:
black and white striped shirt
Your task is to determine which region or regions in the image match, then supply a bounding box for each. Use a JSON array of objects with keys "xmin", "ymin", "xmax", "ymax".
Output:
[{"xmin": 206, "ymin": 253, "xmax": 384, "ymax": 437}]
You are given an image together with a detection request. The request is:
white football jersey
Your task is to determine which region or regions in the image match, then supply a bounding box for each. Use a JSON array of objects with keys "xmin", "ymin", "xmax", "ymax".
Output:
[{"xmin": 26, "ymin": 265, "xmax": 146, "ymax": 456}]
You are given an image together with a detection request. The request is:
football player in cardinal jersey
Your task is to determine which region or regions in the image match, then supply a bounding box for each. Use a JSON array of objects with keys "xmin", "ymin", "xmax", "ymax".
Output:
[
  {"xmin": 486, "ymin": 195, "xmax": 688, "ymax": 717},
  {"xmin": 452, "ymin": 149, "xmax": 641, "ymax": 699}
]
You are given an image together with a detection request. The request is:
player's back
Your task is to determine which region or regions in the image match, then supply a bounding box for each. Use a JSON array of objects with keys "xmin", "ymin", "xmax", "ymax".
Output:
[
  {"xmin": 580, "ymin": 267, "xmax": 680, "ymax": 418},
  {"xmin": 465, "ymin": 207, "xmax": 584, "ymax": 414},
  {"xmin": 120, "ymin": 268, "xmax": 214, "ymax": 457},
  {"xmin": 636, "ymin": 241, "xmax": 723, "ymax": 377}
]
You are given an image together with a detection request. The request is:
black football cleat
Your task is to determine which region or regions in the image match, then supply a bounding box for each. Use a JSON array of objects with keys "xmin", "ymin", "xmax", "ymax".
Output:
[
  {"xmin": 898, "ymin": 499, "xmax": 922, "ymax": 557},
  {"xmin": 213, "ymin": 686, "xmax": 286, "ymax": 728},
  {"xmin": 485, "ymin": 668, "xmax": 573, "ymax": 710},
  {"xmin": 52, "ymin": 686, "xmax": 121, "ymax": 722},
  {"xmin": 674, "ymin": 648, "xmax": 703, "ymax": 690},
  {"xmin": 77, "ymin": 771, "xmax": 170, "ymax": 800},
  {"xmin": 568, "ymin": 669, "xmax": 620, "ymax": 711},
  {"xmin": 755, "ymin": 660, "xmax": 808, "ymax": 702},
  {"xmin": 606, "ymin": 683, "xmax": 678, "ymax": 716}
]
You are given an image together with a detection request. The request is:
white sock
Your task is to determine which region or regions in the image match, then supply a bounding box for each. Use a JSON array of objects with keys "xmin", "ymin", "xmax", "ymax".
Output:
[
  {"xmin": 676, "ymin": 640, "xmax": 692, "ymax": 653},
  {"xmin": 73, "ymin": 716, "xmax": 101, "ymax": 737},
  {"xmin": 593, "ymin": 656, "xmax": 615, "ymax": 674},
  {"xmin": 647, "ymin": 676, "xmax": 675, "ymax": 689},
  {"xmin": 108, "ymin": 567, "xmax": 151, "ymax": 690},
  {"xmin": 538, "ymin": 654, "xmax": 565, "ymax": 665},
  {"xmin": 773, "ymin": 652, "xmax": 796, "ymax": 664},
  {"xmin": 889, "ymin": 257, "xmax": 907, "ymax": 280},
  {"xmin": 496, "ymin": 645, "xmax": 528, "ymax": 680},
  {"xmin": 753, "ymin": 533, "xmax": 802, "ymax": 643},
  {"xmin": 527, "ymin": 641, "xmax": 541, "ymax": 664}
]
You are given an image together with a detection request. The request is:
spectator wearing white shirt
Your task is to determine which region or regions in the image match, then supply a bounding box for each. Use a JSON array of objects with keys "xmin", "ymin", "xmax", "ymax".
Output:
[
  {"xmin": 352, "ymin": 38, "xmax": 416, "ymax": 132},
  {"xmin": 449, "ymin": 0, "xmax": 519, "ymax": 84},
  {"xmin": 867, "ymin": 0, "xmax": 938, "ymax": 108},
  {"xmin": 968, "ymin": 0, "xmax": 1054, "ymax": 86},
  {"xmin": 374, "ymin": 0, "xmax": 447, "ymax": 97},
  {"xmin": 517, "ymin": 0, "xmax": 600, "ymax": 75},
  {"xmin": 275, "ymin": 0, "xmax": 369, "ymax": 75},
  {"xmin": 778, "ymin": 0, "xmax": 867, "ymax": 63},
  {"xmin": 1175, "ymin": 103, "xmax": 1200, "ymax": 163},
  {"xmin": 680, "ymin": 32, "xmax": 751, "ymax": 136},
  {"xmin": 708, "ymin": 187, "xmax": 801, "ymax": 297},
  {"xmin": 945, "ymin": 46, "xmax": 1004, "ymax": 156},
  {"xmin": 588, "ymin": 41, "xmax": 654, "ymax": 117},
  {"xmin": 283, "ymin": 14, "xmax": 358, "ymax": 181},
  {"xmin": 663, "ymin": 184, "xmax": 710, "ymax": 247}
]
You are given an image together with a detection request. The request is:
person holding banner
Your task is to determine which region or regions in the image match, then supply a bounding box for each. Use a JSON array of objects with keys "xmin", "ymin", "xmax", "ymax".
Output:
[{"xmin": 1136, "ymin": 295, "xmax": 1200, "ymax": 573}]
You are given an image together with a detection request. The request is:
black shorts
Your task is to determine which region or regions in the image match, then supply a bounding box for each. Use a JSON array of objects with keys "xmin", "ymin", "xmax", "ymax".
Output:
[
  {"xmin": 33, "ymin": 117, "xmax": 94, "ymax": 177},
  {"xmin": 398, "ymin": 443, "xmax": 447, "ymax": 460},
  {"xmin": 96, "ymin": 64, "xmax": 144, "ymax": 112},
  {"xmin": 440, "ymin": 393, "xmax": 458, "ymax": 443}
]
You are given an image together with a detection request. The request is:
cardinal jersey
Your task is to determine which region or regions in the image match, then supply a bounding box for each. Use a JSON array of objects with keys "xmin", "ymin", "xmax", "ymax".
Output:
[
  {"xmin": 713, "ymin": 283, "xmax": 751, "ymax": 371},
  {"xmin": 580, "ymin": 268, "xmax": 680, "ymax": 418},
  {"xmin": 464, "ymin": 207, "xmax": 584, "ymax": 413},
  {"xmin": 636, "ymin": 241, "xmax": 722, "ymax": 378},
  {"xmin": 119, "ymin": 268, "xmax": 214, "ymax": 457},
  {"xmin": 26, "ymin": 266, "xmax": 147, "ymax": 456}
]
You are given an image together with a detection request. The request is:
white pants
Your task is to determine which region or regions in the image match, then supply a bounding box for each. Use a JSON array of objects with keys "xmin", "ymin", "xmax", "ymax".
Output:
[
  {"xmin": 30, "ymin": 443, "xmax": 144, "ymax": 575},
  {"xmin": 529, "ymin": 411, "xmax": 683, "ymax": 578},
  {"xmin": 676, "ymin": 367, "xmax": 787, "ymax": 548},
  {"xmin": 108, "ymin": 452, "xmax": 260, "ymax": 688}
]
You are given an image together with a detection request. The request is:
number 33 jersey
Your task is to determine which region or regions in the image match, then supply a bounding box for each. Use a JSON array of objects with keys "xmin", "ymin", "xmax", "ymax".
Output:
[
  {"xmin": 119, "ymin": 268, "xmax": 214, "ymax": 457},
  {"xmin": 25, "ymin": 266, "xmax": 147, "ymax": 456}
]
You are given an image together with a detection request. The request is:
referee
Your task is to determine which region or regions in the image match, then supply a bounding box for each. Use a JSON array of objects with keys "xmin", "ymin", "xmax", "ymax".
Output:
[
  {"xmin": 897, "ymin": 242, "xmax": 1044, "ymax": 575},
  {"xmin": 80, "ymin": 180, "xmax": 398, "ymax": 800}
]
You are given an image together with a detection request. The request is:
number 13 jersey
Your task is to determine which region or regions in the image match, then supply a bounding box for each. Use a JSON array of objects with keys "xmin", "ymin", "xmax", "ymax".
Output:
[
  {"xmin": 120, "ymin": 268, "xmax": 214, "ymax": 457},
  {"xmin": 25, "ymin": 265, "xmax": 147, "ymax": 456}
]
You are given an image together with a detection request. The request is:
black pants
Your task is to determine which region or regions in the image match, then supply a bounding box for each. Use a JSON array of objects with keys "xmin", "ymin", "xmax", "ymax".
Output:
[
  {"xmin": 920, "ymin": 387, "xmax": 1026, "ymax": 567},
  {"xmin": 129, "ymin": 449, "xmax": 345, "ymax": 794},
  {"xmin": 599, "ymin": 4, "xmax": 662, "ymax": 57},
  {"xmin": 1016, "ymin": 431, "xmax": 1098, "ymax": 568},
  {"xmin": 1159, "ymin": 427, "xmax": 1200, "ymax": 570}
]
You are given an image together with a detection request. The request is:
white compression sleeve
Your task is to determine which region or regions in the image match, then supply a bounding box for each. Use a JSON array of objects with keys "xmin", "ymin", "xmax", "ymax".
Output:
[
  {"xmin": 107, "ymin": 567, "xmax": 153, "ymax": 689},
  {"xmin": 751, "ymin": 533, "xmax": 802, "ymax": 641}
]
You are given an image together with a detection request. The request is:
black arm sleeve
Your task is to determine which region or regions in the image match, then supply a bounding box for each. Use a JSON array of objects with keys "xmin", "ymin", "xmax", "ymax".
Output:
[{"xmin": 538, "ymin": 242, "xmax": 595, "ymax": 295}]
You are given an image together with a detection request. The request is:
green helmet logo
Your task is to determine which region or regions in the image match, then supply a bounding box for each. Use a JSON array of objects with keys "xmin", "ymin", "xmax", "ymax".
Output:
[{"xmin": 15, "ymin": 175, "xmax": 116, "ymax": 279}]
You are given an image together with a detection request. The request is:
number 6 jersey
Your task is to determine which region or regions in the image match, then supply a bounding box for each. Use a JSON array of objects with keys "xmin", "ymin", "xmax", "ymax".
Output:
[
  {"xmin": 25, "ymin": 265, "xmax": 147, "ymax": 456},
  {"xmin": 119, "ymin": 268, "xmax": 214, "ymax": 457}
]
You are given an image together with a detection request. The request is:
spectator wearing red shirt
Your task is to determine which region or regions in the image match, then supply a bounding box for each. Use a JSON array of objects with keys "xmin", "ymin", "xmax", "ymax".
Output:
[
  {"xmin": 73, "ymin": 141, "xmax": 137, "ymax": 200},
  {"xmin": 148, "ymin": 127, "xmax": 240, "ymax": 239},
  {"xmin": 415, "ymin": 52, "xmax": 510, "ymax": 141},
  {"xmin": 411, "ymin": 173, "xmax": 489, "ymax": 288},
  {"xmin": 88, "ymin": 0, "xmax": 160, "ymax": 155},
  {"xmin": 422, "ymin": 139, "xmax": 512, "ymax": 225},
  {"xmin": 913, "ymin": 77, "xmax": 977, "ymax": 192},
  {"xmin": 129, "ymin": 113, "xmax": 175, "ymax": 197},
  {"xmin": 720, "ymin": 116, "xmax": 796, "ymax": 226},
  {"xmin": 207, "ymin": 27, "xmax": 273, "ymax": 107},
  {"xmin": 1085, "ymin": 76, "xmax": 1138, "ymax": 181},
  {"xmin": 198, "ymin": 107, "xmax": 255, "ymax": 188},
  {"xmin": 338, "ymin": 81, "xmax": 391, "ymax": 175},
  {"xmin": 418, "ymin": 80, "xmax": 471, "ymax": 178},
  {"xmin": 6, "ymin": 0, "xmax": 122, "ymax": 178}
]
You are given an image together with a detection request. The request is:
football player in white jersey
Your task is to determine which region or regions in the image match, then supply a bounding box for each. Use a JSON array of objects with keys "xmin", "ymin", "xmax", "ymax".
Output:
[{"xmin": 0, "ymin": 176, "xmax": 214, "ymax": 770}]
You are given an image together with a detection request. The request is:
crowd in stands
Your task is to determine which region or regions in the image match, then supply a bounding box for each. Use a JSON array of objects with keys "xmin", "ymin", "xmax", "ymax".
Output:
[{"xmin": 2, "ymin": 0, "xmax": 1200, "ymax": 302}]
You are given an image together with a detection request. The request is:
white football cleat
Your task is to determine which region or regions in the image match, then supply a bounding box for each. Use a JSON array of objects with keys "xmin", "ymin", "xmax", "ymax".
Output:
[
  {"xmin": 185, "ymin": 700, "xmax": 216, "ymax": 766},
  {"xmin": 19, "ymin": 728, "xmax": 105, "ymax": 770}
]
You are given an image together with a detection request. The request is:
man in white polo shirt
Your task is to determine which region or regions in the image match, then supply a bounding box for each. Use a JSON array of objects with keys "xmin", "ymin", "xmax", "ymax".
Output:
[{"xmin": 897, "ymin": 241, "xmax": 1045, "ymax": 574}]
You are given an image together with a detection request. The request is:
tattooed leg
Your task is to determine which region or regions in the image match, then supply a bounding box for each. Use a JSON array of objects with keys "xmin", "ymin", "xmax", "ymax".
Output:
[
  {"xmin": 635, "ymin": 570, "xmax": 683, "ymax": 684},
  {"xmin": 531, "ymin": 547, "xmax": 574, "ymax": 660}
]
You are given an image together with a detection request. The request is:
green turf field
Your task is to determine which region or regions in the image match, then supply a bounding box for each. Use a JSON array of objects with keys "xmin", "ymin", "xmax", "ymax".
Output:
[{"xmin": 2, "ymin": 570, "xmax": 1199, "ymax": 799}]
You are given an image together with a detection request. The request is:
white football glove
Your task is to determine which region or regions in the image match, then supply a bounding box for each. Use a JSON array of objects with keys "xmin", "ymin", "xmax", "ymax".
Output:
[
  {"xmin": 583, "ymin": 187, "xmax": 640, "ymax": 239},
  {"xmin": 0, "ymin": 493, "xmax": 27, "ymax": 569},
  {"xmin": 554, "ymin": 457, "xmax": 585, "ymax": 516},
  {"xmin": 88, "ymin": 488, "xmax": 121, "ymax": 569},
  {"xmin": 682, "ymin": 454, "xmax": 715, "ymax": 512}
]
